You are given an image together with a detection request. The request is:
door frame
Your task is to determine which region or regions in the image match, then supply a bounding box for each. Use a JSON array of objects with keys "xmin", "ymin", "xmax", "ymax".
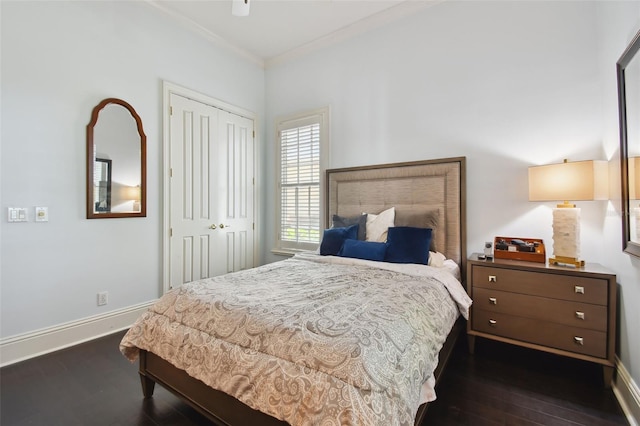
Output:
[{"xmin": 162, "ymin": 81, "xmax": 261, "ymax": 293}]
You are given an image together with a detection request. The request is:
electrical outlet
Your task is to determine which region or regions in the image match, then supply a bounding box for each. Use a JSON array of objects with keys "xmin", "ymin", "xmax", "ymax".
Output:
[{"xmin": 97, "ymin": 291, "xmax": 108, "ymax": 306}]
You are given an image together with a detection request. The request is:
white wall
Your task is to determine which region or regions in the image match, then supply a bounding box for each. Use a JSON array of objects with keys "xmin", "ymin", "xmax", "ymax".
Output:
[
  {"xmin": 1, "ymin": 0, "xmax": 638, "ymax": 399},
  {"xmin": 0, "ymin": 1, "xmax": 264, "ymax": 338},
  {"xmin": 598, "ymin": 1, "xmax": 640, "ymax": 389},
  {"xmin": 264, "ymin": 0, "xmax": 639, "ymax": 388}
]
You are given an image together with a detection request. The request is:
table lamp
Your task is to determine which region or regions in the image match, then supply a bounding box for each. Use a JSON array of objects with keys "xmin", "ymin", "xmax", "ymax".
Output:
[{"xmin": 528, "ymin": 159, "xmax": 608, "ymax": 267}]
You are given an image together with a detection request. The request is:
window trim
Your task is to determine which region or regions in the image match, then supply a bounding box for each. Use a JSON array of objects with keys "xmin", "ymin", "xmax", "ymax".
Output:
[{"xmin": 273, "ymin": 107, "xmax": 329, "ymax": 255}]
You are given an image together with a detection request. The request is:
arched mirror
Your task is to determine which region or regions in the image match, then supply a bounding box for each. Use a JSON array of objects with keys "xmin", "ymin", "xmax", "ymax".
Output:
[
  {"xmin": 618, "ymin": 29, "xmax": 640, "ymax": 257},
  {"xmin": 87, "ymin": 98, "xmax": 146, "ymax": 219}
]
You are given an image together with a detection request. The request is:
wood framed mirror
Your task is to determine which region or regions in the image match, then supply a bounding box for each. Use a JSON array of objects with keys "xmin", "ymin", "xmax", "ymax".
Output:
[
  {"xmin": 617, "ymin": 29, "xmax": 640, "ymax": 257},
  {"xmin": 87, "ymin": 98, "xmax": 146, "ymax": 219}
]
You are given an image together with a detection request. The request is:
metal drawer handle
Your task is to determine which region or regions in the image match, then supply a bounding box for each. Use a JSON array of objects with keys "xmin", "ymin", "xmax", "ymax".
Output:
[
  {"xmin": 489, "ymin": 297, "xmax": 497, "ymax": 305},
  {"xmin": 575, "ymin": 311, "xmax": 585, "ymax": 320},
  {"xmin": 488, "ymin": 275, "xmax": 497, "ymax": 283},
  {"xmin": 574, "ymin": 285, "xmax": 585, "ymax": 294},
  {"xmin": 574, "ymin": 336, "xmax": 584, "ymax": 346},
  {"xmin": 489, "ymin": 319, "xmax": 497, "ymax": 326}
]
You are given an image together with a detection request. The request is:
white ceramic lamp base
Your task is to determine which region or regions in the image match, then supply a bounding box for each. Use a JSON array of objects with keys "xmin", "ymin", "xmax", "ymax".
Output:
[{"xmin": 551, "ymin": 207, "xmax": 584, "ymax": 267}]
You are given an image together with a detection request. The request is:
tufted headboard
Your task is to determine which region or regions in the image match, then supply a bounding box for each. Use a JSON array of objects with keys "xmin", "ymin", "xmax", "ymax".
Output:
[{"xmin": 326, "ymin": 157, "xmax": 467, "ymax": 279}]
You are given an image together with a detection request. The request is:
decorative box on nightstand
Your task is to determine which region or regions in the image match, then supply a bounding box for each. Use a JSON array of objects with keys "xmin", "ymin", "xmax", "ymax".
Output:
[{"xmin": 466, "ymin": 253, "xmax": 617, "ymax": 387}]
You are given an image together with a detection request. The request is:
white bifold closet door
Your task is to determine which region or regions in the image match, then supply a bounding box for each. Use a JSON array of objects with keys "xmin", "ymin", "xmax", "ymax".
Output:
[{"xmin": 169, "ymin": 93, "xmax": 254, "ymax": 289}]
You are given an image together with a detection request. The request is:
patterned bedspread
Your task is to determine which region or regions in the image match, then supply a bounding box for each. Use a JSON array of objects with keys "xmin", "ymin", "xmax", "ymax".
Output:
[{"xmin": 120, "ymin": 254, "xmax": 471, "ymax": 426}]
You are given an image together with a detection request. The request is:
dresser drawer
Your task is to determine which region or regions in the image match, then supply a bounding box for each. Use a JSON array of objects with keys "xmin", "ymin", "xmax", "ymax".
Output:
[
  {"xmin": 472, "ymin": 309, "xmax": 607, "ymax": 358},
  {"xmin": 472, "ymin": 265, "xmax": 608, "ymax": 305},
  {"xmin": 473, "ymin": 288, "xmax": 607, "ymax": 331}
]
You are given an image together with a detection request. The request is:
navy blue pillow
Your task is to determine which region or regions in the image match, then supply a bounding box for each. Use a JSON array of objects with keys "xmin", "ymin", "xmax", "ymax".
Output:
[
  {"xmin": 320, "ymin": 224, "xmax": 359, "ymax": 255},
  {"xmin": 338, "ymin": 239, "xmax": 387, "ymax": 261},
  {"xmin": 385, "ymin": 226, "xmax": 432, "ymax": 265}
]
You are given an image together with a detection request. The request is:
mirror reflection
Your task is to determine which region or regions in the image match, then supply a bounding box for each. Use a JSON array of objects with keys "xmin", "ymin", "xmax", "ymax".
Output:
[
  {"xmin": 94, "ymin": 158, "xmax": 112, "ymax": 212},
  {"xmin": 87, "ymin": 98, "xmax": 146, "ymax": 219},
  {"xmin": 626, "ymin": 55, "xmax": 640, "ymax": 244}
]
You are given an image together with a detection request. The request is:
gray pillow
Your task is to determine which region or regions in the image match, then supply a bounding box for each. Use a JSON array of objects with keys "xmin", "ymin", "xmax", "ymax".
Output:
[
  {"xmin": 332, "ymin": 214, "xmax": 367, "ymax": 241},
  {"xmin": 394, "ymin": 208, "xmax": 440, "ymax": 252}
]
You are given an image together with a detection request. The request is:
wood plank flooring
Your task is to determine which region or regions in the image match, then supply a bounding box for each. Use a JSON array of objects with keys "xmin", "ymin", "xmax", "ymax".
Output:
[{"xmin": 0, "ymin": 330, "xmax": 628, "ymax": 425}]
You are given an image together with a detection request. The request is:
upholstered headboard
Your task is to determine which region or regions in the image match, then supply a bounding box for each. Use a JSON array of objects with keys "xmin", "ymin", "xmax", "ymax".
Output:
[{"xmin": 326, "ymin": 157, "xmax": 467, "ymax": 278}]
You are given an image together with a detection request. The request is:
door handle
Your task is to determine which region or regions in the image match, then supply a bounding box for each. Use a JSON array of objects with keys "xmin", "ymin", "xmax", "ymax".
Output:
[
  {"xmin": 209, "ymin": 224, "xmax": 217, "ymax": 230},
  {"xmin": 219, "ymin": 223, "xmax": 230, "ymax": 229}
]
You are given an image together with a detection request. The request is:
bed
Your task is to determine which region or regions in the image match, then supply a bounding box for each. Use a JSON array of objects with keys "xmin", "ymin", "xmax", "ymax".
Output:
[{"xmin": 120, "ymin": 157, "xmax": 468, "ymax": 426}]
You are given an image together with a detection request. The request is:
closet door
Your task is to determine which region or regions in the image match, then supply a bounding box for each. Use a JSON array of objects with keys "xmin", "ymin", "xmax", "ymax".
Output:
[
  {"xmin": 217, "ymin": 110, "xmax": 255, "ymax": 275},
  {"xmin": 168, "ymin": 94, "xmax": 254, "ymax": 288}
]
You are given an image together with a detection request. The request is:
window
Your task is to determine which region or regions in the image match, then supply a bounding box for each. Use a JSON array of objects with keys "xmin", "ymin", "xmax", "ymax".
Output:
[{"xmin": 275, "ymin": 108, "xmax": 329, "ymax": 253}]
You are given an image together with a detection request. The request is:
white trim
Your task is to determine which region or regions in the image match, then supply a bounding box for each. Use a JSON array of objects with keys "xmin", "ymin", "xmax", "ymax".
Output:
[
  {"xmin": 144, "ymin": 0, "xmax": 443, "ymax": 69},
  {"xmin": 274, "ymin": 107, "xmax": 330, "ymax": 253},
  {"xmin": 143, "ymin": 0, "xmax": 264, "ymax": 67},
  {"xmin": 613, "ymin": 356, "xmax": 640, "ymax": 426},
  {"xmin": 264, "ymin": 1, "xmax": 444, "ymax": 68},
  {"xmin": 0, "ymin": 301, "xmax": 155, "ymax": 367},
  {"xmin": 162, "ymin": 81, "xmax": 261, "ymax": 293}
]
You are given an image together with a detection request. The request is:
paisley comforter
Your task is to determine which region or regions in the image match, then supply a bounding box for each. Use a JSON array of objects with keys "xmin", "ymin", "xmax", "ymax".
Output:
[{"xmin": 120, "ymin": 253, "xmax": 471, "ymax": 426}]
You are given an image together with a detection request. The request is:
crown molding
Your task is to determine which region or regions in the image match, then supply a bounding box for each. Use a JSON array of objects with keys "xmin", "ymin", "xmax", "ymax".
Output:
[
  {"xmin": 144, "ymin": 0, "xmax": 444, "ymax": 70},
  {"xmin": 143, "ymin": 0, "xmax": 265, "ymax": 68},
  {"xmin": 265, "ymin": 0, "xmax": 445, "ymax": 68}
]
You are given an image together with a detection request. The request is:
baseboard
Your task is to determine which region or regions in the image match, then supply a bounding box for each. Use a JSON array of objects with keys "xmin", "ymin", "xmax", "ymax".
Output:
[
  {"xmin": 0, "ymin": 301, "xmax": 155, "ymax": 367},
  {"xmin": 613, "ymin": 355, "xmax": 640, "ymax": 426}
]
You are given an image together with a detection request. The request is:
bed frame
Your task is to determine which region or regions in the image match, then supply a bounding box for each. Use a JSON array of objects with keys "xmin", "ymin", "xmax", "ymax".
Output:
[{"xmin": 138, "ymin": 157, "xmax": 467, "ymax": 425}]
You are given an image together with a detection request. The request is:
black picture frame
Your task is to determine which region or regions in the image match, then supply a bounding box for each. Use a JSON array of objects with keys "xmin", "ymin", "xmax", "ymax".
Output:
[{"xmin": 94, "ymin": 158, "xmax": 112, "ymax": 213}]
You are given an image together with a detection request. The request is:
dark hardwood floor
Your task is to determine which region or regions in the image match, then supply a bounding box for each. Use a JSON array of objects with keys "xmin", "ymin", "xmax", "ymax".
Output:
[{"xmin": 0, "ymin": 330, "xmax": 627, "ymax": 426}]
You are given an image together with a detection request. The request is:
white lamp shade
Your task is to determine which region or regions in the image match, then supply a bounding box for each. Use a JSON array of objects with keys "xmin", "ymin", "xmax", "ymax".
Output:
[
  {"xmin": 123, "ymin": 185, "xmax": 141, "ymax": 201},
  {"xmin": 629, "ymin": 157, "xmax": 640, "ymax": 200},
  {"xmin": 528, "ymin": 160, "xmax": 609, "ymax": 202}
]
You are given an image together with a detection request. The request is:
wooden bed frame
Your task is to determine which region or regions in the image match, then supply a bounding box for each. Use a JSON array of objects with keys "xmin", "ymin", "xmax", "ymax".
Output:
[{"xmin": 138, "ymin": 157, "xmax": 467, "ymax": 425}]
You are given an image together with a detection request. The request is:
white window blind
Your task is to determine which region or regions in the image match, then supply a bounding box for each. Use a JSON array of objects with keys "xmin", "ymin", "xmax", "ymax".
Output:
[{"xmin": 275, "ymin": 109, "xmax": 328, "ymax": 253}]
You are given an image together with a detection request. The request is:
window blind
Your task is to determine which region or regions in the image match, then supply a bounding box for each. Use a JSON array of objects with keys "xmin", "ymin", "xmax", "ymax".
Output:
[{"xmin": 279, "ymin": 123, "xmax": 321, "ymax": 245}]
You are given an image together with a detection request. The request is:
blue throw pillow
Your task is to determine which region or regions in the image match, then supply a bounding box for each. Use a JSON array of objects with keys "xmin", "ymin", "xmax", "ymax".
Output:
[
  {"xmin": 338, "ymin": 239, "xmax": 387, "ymax": 261},
  {"xmin": 385, "ymin": 226, "xmax": 432, "ymax": 265},
  {"xmin": 320, "ymin": 224, "xmax": 359, "ymax": 255}
]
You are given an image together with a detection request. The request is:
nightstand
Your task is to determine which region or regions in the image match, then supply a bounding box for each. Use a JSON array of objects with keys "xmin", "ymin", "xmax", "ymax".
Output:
[{"xmin": 466, "ymin": 253, "xmax": 617, "ymax": 387}]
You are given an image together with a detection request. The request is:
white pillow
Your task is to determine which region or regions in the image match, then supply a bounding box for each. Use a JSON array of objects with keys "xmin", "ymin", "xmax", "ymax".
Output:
[
  {"xmin": 428, "ymin": 251, "xmax": 446, "ymax": 267},
  {"xmin": 365, "ymin": 207, "xmax": 395, "ymax": 242}
]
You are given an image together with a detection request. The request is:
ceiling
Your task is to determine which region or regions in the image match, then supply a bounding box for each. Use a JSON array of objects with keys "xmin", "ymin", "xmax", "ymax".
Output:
[{"xmin": 147, "ymin": 0, "xmax": 440, "ymax": 67}]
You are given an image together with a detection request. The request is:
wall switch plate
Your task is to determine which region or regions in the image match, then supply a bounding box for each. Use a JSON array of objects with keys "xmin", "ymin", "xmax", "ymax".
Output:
[
  {"xmin": 97, "ymin": 291, "xmax": 108, "ymax": 306},
  {"xmin": 35, "ymin": 207, "xmax": 49, "ymax": 222},
  {"xmin": 8, "ymin": 207, "xmax": 28, "ymax": 222}
]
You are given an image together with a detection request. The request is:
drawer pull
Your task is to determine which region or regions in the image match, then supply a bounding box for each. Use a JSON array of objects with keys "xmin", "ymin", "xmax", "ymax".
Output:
[
  {"xmin": 488, "ymin": 275, "xmax": 497, "ymax": 283},
  {"xmin": 489, "ymin": 297, "xmax": 497, "ymax": 305},
  {"xmin": 574, "ymin": 285, "xmax": 585, "ymax": 294},
  {"xmin": 575, "ymin": 311, "xmax": 585, "ymax": 320},
  {"xmin": 488, "ymin": 319, "xmax": 497, "ymax": 326},
  {"xmin": 574, "ymin": 336, "xmax": 584, "ymax": 346}
]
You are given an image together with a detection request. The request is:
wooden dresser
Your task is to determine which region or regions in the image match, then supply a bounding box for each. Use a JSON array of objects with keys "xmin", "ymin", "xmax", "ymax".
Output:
[{"xmin": 466, "ymin": 253, "xmax": 617, "ymax": 386}]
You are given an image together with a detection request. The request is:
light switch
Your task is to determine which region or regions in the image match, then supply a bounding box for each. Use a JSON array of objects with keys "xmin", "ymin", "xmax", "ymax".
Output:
[
  {"xmin": 35, "ymin": 207, "xmax": 49, "ymax": 222},
  {"xmin": 8, "ymin": 207, "xmax": 28, "ymax": 222}
]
